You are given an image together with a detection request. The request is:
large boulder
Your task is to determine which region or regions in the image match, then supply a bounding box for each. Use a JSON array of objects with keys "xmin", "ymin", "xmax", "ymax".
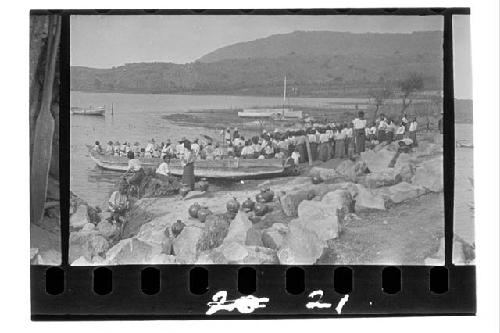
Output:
[
  {"xmin": 69, "ymin": 229, "xmax": 105, "ymax": 263},
  {"xmin": 309, "ymin": 166, "xmax": 342, "ymax": 181},
  {"xmin": 196, "ymin": 214, "xmax": 231, "ymax": 252},
  {"xmin": 278, "ymin": 225, "xmax": 325, "ymax": 265},
  {"xmin": 412, "ymin": 156, "xmax": 443, "ymax": 192},
  {"xmin": 321, "ymin": 189, "xmax": 354, "ymax": 218},
  {"xmin": 223, "ymin": 211, "xmax": 252, "ymax": 245},
  {"xmin": 376, "ymin": 182, "xmax": 426, "ymax": 204},
  {"xmin": 36, "ymin": 249, "xmax": 62, "ymax": 265},
  {"xmin": 294, "ymin": 200, "xmax": 340, "ymax": 242},
  {"xmin": 262, "ymin": 223, "xmax": 288, "ymax": 250},
  {"xmin": 221, "ymin": 241, "xmax": 249, "ymax": 262},
  {"xmin": 335, "ymin": 159, "xmax": 368, "ymax": 181},
  {"xmin": 70, "ymin": 204, "xmax": 89, "ymax": 229},
  {"xmin": 135, "ymin": 222, "xmax": 172, "ymax": 252},
  {"xmin": 173, "ymin": 226, "xmax": 203, "ymax": 263},
  {"xmin": 278, "ymin": 190, "xmax": 309, "ymax": 217},
  {"xmin": 360, "ymin": 168, "xmax": 402, "ymax": 188},
  {"xmin": 105, "ymin": 238, "xmax": 162, "ymax": 265},
  {"xmin": 245, "ymin": 227, "xmax": 263, "ymax": 246},
  {"xmin": 97, "ymin": 220, "xmax": 120, "ymax": 240},
  {"xmin": 354, "ymin": 184, "xmax": 386, "ymax": 211},
  {"xmin": 360, "ymin": 149, "xmax": 395, "ymax": 173},
  {"xmin": 242, "ymin": 246, "xmax": 279, "ymax": 264}
]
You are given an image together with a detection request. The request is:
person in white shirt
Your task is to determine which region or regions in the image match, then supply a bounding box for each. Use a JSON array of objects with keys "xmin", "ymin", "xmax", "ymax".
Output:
[
  {"xmin": 175, "ymin": 138, "xmax": 185, "ymax": 159},
  {"xmin": 241, "ymin": 141, "xmax": 255, "ymax": 159},
  {"xmin": 291, "ymin": 148, "xmax": 301, "ymax": 165},
  {"xmin": 191, "ymin": 139, "xmax": 201, "ymax": 156},
  {"xmin": 126, "ymin": 151, "xmax": 145, "ymax": 191},
  {"xmin": 156, "ymin": 155, "xmax": 171, "ymax": 178},
  {"xmin": 352, "ymin": 111, "xmax": 367, "ymax": 153},
  {"xmin": 395, "ymin": 123, "xmax": 406, "ymax": 140},
  {"xmin": 145, "ymin": 139, "xmax": 155, "ymax": 158},
  {"xmin": 264, "ymin": 142, "xmax": 274, "ymax": 158},
  {"xmin": 408, "ymin": 118, "xmax": 418, "ymax": 146},
  {"xmin": 378, "ymin": 116, "xmax": 388, "ymax": 142}
]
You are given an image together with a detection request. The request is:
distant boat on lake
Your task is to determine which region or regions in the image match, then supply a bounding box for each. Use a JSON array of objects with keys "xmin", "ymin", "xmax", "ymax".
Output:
[{"xmin": 71, "ymin": 106, "xmax": 106, "ymax": 116}]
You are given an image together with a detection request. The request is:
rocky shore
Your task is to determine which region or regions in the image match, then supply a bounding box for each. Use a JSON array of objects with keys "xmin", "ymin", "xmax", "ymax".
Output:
[{"xmin": 68, "ymin": 132, "xmax": 473, "ymax": 265}]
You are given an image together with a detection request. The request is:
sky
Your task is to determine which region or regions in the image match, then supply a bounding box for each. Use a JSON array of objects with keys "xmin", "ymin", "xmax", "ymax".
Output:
[
  {"xmin": 71, "ymin": 15, "xmax": 443, "ymax": 68},
  {"xmin": 453, "ymin": 15, "xmax": 473, "ymax": 100}
]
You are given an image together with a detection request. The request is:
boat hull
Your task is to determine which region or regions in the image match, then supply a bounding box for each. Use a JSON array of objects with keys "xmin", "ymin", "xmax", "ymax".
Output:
[
  {"xmin": 88, "ymin": 149, "xmax": 293, "ymax": 180},
  {"xmin": 71, "ymin": 107, "xmax": 106, "ymax": 116}
]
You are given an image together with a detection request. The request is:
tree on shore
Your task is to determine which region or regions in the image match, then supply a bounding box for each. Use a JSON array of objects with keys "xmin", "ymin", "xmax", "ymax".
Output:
[
  {"xmin": 399, "ymin": 73, "xmax": 424, "ymax": 114},
  {"xmin": 369, "ymin": 85, "xmax": 393, "ymax": 122}
]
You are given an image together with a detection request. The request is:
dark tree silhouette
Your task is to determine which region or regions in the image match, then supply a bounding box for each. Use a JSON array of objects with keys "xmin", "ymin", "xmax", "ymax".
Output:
[
  {"xmin": 399, "ymin": 73, "xmax": 424, "ymax": 113},
  {"xmin": 369, "ymin": 85, "xmax": 393, "ymax": 122}
]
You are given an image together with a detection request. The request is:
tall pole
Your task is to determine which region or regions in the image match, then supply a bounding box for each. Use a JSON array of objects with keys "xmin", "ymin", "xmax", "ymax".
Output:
[{"xmin": 283, "ymin": 75, "xmax": 286, "ymax": 116}]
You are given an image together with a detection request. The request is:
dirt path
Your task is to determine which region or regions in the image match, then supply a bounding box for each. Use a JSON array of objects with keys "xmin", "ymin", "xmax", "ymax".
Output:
[{"xmin": 322, "ymin": 192, "xmax": 444, "ymax": 265}]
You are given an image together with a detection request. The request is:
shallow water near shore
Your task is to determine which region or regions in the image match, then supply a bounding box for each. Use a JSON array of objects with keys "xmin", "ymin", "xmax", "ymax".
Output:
[{"xmin": 71, "ymin": 91, "xmax": 363, "ymax": 208}]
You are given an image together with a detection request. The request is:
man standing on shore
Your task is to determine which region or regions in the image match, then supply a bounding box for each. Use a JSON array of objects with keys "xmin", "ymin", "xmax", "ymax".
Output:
[{"xmin": 352, "ymin": 111, "xmax": 367, "ymax": 154}]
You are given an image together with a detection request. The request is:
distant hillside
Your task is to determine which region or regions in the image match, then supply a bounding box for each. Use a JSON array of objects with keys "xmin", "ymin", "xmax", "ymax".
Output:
[
  {"xmin": 198, "ymin": 30, "xmax": 443, "ymax": 63},
  {"xmin": 455, "ymin": 99, "xmax": 473, "ymax": 123},
  {"xmin": 71, "ymin": 30, "xmax": 443, "ymax": 97}
]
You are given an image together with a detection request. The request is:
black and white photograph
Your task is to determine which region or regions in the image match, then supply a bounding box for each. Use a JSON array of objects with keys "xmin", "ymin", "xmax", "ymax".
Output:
[
  {"xmin": 68, "ymin": 14, "xmax": 447, "ymax": 266},
  {"xmin": 29, "ymin": 14, "xmax": 61, "ymax": 265}
]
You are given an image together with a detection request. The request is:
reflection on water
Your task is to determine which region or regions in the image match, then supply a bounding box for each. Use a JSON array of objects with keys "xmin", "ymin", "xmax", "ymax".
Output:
[{"xmin": 71, "ymin": 91, "xmax": 361, "ymax": 208}]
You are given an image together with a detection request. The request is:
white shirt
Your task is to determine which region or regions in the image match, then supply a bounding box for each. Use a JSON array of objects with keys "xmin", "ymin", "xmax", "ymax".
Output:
[
  {"xmin": 378, "ymin": 120, "xmax": 388, "ymax": 130},
  {"xmin": 409, "ymin": 122, "xmax": 418, "ymax": 131},
  {"xmin": 145, "ymin": 143, "xmax": 154, "ymax": 153},
  {"xmin": 127, "ymin": 159, "xmax": 142, "ymax": 172},
  {"xmin": 176, "ymin": 143, "xmax": 185, "ymax": 157},
  {"xmin": 319, "ymin": 133, "xmax": 330, "ymax": 143},
  {"xmin": 291, "ymin": 151, "xmax": 300, "ymax": 165},
  {"xmin": 395, "ymin": 126, "xmax": 405, "ymax": 135},
  {"xmin": 241, "ymin": 146, "xmax": 255, "ymax": 156},
  {"xmin": 156, "ymin": 162, "xmax": 170, "ymax": 176},
  {"xmin": 345, "ymin": 128, "xmax": 353, "ymax": 138},
  {"xmin": 191, "ymin": 143, "xmax": 200, "ymax": 155},
  {"xmin": 307, "ymin": 133, "xmax": 317, "ymax": 143},
  {"xmin": 352, "ymin": 118, "xmax": 367, "ymax": 130}
]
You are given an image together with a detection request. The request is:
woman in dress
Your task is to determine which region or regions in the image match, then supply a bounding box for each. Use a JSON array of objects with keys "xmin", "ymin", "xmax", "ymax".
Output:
[{"xmin": 181, "ymin": 141, "xmax": 196, "ymax": 191}]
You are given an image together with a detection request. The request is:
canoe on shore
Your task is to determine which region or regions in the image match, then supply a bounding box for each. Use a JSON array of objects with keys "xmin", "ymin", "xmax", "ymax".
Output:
[
  {"xmin": 87, "ymin": 147, "xmax": 297, "ymax": 180},
  {"xmin": 71, "ymin": 106, "xmax": 106, "ymax": 116}
]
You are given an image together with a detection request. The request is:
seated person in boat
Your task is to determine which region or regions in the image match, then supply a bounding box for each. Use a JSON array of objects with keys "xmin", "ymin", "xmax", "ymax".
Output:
[
  {"xmin": 93, "ymin": 141, "xmax": 103, "ymax": 153},
  {"xmin": 105, "ymin": 141, "xmax": 113, "ymax": 155},
  {"xmin": 213, "ymin": 143, "xmax": 223, "ymax": 160},
  {"xmin": 113, "ymin": 141, "xmax": 121, "ymax": 156},
  {"xmin": 291, "ymin": 147, "xmax": 301, "ymax": 165},
  {"xmin": 241, "ymin": 141, "xmax": 255, "ymax": 159},
  {"xmin": 264, "ymin": 142, "xmax": 275, "ymax": 159},
  {"xmin": 175, "ymin": 138, "xmax": 186, "ymax": 159},
  {"xmin": 227, "ymin": 143, "xmax": 235, "ymax": 158},
  {"xmin": 156, "ymin": 155, "xmax": 171, "ymax": 180},
  {"xmin": 108, "ymin": 181, "xmax": 129, "ymax": 224},
  {"xmin": 202, "ymin": 142, "xmax": 215, "ymax": 160},
  {"xmin": 191, "ymin": 139, "xmax": 201, "ymax": 156},
  {"xmin": 126, "ymin": 151, "xmax": 145, "ymax": 190}
]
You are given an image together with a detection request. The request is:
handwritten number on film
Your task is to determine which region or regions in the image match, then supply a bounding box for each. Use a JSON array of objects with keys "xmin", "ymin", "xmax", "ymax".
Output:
[{"xmin": 206, "ymin": 290, "xmax": 349, "ymax": 315}]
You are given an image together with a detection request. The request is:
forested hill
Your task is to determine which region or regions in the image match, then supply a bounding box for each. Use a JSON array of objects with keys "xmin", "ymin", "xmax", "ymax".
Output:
[
  {"xmin": 71, "ymin": 30, "xmax": 443, "ymax": 97},
  {"xmin": 197, "ymin": 30, "xmax": 443, "ymax": 62}
]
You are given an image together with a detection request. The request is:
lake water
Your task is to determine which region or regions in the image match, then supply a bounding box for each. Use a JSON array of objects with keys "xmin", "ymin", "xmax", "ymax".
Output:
[
  {"xmin": 454, "ymin": 122, "xmax": 474, "ymax": 246},
  {"xmin": 71, "ymin": 91, "xmax": 366, "ymax": 208}
]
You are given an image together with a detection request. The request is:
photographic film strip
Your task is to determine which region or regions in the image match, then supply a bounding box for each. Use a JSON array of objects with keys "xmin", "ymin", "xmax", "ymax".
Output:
[{"xmin": 30, "ymin": 8, "xmax": 476, "ymax": 319}]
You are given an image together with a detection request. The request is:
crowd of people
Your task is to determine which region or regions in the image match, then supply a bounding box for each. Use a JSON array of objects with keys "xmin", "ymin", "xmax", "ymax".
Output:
[
  {"xmin": 93, "ymin": 111, "xmax": 418, "ymax": 166},
  {"xmin": 100, "ymin": 111, "xmax": 419, "ymax": 225}
]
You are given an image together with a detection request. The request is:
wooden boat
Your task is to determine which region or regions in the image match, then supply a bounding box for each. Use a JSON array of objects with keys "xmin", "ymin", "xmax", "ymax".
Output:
[
  {"xmin": 71, "ymin": 106, "xmax": 106, "ymax": 116},
  {"xmin": 87, "ymin": 146, "xmax": 297, "ymax": 179},
  {"xmin": 456, "ymin": 140, "xmax": 473, "ymax": 148}
]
